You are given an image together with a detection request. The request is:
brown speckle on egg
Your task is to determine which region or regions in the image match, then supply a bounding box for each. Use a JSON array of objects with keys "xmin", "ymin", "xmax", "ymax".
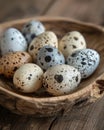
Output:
[
  {"xmin": 13, "ymin": 63, "xmax": 43, "ymax": 93},
  {"xmin": 43, "ymin": 64, "xmax": 81, "ymax": 96},
  {"xmin": 30, "ymin": 45, "xmax": 34, "ymax": 50},
  {"xmin": 0, "ymin": 51, "xmax": 32, "ymax": 78},
  {"xmin": 72, "ymin": 45, "xmax": 77, "ymax": 49},
  {"xmin": 21, "ymin": 52, "xmax": 25, "ymax": 56},
  {"xmin": 28, "ymin": 31, "xmax": 58, "ymax": 62},
  {"xmin": 54, "ymin": 74, "xmax": 63, "ymax": 83},
  {"xmin": 64, "ymin": 45, "xmax": 67, "ymax": 49},
  {"xmin": 28, "ymin": 77, "xmax": 31, "ymax": 80},
  {"xmin": 74, "ymin": 37, "xmax": 78, "ymax": 40},
  {"xmin": 13, "ymin": 67, "xmax": 18, "ymax": 72},
  {"xmin": 59, "ymin": 31, "xmax": 86, "ymax": 58}
]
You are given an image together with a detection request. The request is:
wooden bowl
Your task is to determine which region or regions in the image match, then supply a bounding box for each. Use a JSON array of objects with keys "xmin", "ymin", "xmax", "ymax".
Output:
[{"xmin": 0, "ymin": 17, "xmax": 104, "ymax": 117}]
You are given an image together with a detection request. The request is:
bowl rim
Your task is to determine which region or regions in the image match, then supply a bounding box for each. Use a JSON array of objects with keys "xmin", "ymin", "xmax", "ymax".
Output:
[
  {"xmin": 0, "ymin": 16, "xmax": 104, "ymax": 32},
  {"xmin": 0, "ymin": 16, "xmax": 104, "ymax": 103}
]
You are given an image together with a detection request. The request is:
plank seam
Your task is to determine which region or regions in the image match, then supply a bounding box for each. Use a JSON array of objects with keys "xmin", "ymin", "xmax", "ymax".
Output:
[{"xmin": 48, "ymin": 117, "xmax": 58, "ymax": 130}]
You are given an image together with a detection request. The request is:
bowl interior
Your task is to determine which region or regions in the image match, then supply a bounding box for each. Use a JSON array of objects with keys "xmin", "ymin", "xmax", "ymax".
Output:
[{"xmin": 0, "ymin": 18, "xmax": 104, "ymax": 98}]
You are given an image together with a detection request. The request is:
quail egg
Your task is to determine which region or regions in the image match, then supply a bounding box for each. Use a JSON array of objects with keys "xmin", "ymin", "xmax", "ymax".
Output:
[
  {"xmin": 0, "ymin": 51, "xmax": 32, "ymax": 78},
  {"xmin": 22, "ymin": 20, "xmax": 45, "ymax": 44},
  {"xmin": 13, "ymin": 63, "xmax": 43, "ymax": 93},
  {"xmin": 0, "ymin": 28, "xmax": 27, "ymax": 56},
  {"xmin": 43, "ymin": 64, "xmax": 81, "ymax": 96},
  {"xmin": 28, "ymin": 31, "xmax": 58, "ymax": 62},
  {"xmin": 59, "ymin": 31, "xmax": 86, "ymax": 58},
  {"xmin": 66, "ymin": 49, "xmax": 100, "ymax": 79},
  {"xmin": 37, "ymin": 45, "xmax": 65, "ymax": 71}
]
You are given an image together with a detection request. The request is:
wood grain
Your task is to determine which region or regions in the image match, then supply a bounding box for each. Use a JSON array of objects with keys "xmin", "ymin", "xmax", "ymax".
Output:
[
  {"xmin": 49, "ymin": 97, "xmax": 104, "ymax": 130},
  {"xmin": 0, "ymin": 97, "xmax": 104, "ymax": 130},
  {"xmin": 0, "ymin": 0, "xmax": 104, "ymax": 130},
  {"xmin": 45, "ymin": 0, "xmax": 104, "ymax": 25},
  {"xmin": 0, "ymin": 17, "xmax": 104, "ymax": 117},
  {"xmin": 1, "ymin": 0, "xmax": 104, "ymax": 25},
  {"xmin": 0, "ymin": 0, "xmax": 54, "ymax": 22}
]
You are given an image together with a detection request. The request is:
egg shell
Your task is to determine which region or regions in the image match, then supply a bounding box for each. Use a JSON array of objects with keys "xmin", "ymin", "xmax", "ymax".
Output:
[
  {"xmin": 22, "ymin": 20, "xmax": 45, "ymax": 44},
  {"xmin": 43, "ymin": 64, "xmax": 81, "ymax": 96},
  {"xmin": 66, "ymin": 49, "xmax": 100, "ymax": 79},
  {"xmin": 37, "ymin": 45, "xmax": 65, "ymax": 71},
  {"xmin": 0, "ymin": 28, "xmax": 27, "ymax": 56},
  {"xmin": 0, "ymin": 51, "xmax": 32, "ymax": 78},
  {"xmin": 28, "ymin": 31, "xmax": 58, "ymax": 62},
  {"xmin": 13, "ymin": 63, "xmax": 43, "ymax": 93},
  {"xmin": 59, "ymin": 31, "xmax": 86, "ymax": 58}
]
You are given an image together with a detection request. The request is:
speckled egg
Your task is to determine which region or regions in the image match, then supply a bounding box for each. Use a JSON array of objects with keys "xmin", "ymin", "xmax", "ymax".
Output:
[
  {"xmin": 0, "ymin": 51, "xmax": 32, "ymax": 78},
  {"xmin": 28, "ymin": 31, "xmax": 58, "ymax": 62},
  {"xmin": 22, "ymin": 20, "xmax": 45, "ymax": 44},
  {"xmin": 37, "ymin": 45, "xmax": 65, "ymax": 71},
  {"xmin": 13, "ymin": 63, "xmax": 43, "ymax": 93},
  {"xmin": 59, "ymin": 31, "xmax": 86, "ymax": 58},
  {"xmin": 43, "ymin": 64, "xmax": 81, "ymax": 96},
  {"xmin": 66, "ymin": 49, "xmax": 100, "ymax": 79},
  {"xmin": 0, "ymin": 28, "xmax": 27, "ymax": 56}
]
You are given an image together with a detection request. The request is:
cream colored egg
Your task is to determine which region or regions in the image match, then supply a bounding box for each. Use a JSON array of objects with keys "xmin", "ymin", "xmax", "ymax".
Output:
[
  {"xmin": 43, "ymin": 64, "xmax": 81, "ymax": 96},
  {"xmin": 28, "ymin": 31, "xmax": 58, "ymax": 62},
  {"xmin": 59, "ymin": 31, "xmax": 86, "ymax": 58},
  {"xmin": 13, "ymin": 63, "xmax": 43, "ymax": 93}
]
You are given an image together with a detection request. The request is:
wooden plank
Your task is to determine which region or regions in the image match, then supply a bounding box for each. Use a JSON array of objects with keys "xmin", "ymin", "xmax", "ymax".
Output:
[
  {"xmin": 10, "ymin": 116, "xmax": 55, "ymax": 130},
  {"xmin": 43, "ymin": 1, "xmax": 104, "ymax": 129},
  {"xmin": 0, "ymin": 106, "xmax": 56, "ymax": 130},
  {"xmin": 0, "ymin": 0, "xmax": 54, "ymax": 22},
  {"xmin": 0, "ymin": 0, "xmax": 104, "ymax": 130},
  {"xmin": 0, "ymin": 1, "xmax": 57, "ymax": 130},
  {"xmin": 1, "ymin": 97, "xmax": 103, "ymax": 129},
  {"xmin": 45, "ymin": 0, "xmax": 104, "ymax": 25},
  {"xmin": 46, "ymin": 97, "xmax": 104, "ymax": 130}
]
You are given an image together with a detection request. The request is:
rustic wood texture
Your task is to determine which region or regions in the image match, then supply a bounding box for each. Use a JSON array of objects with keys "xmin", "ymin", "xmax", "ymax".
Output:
[
  {"xmin": 1, "ymin": 17, "xmax": 104, "ymax": 117},
  {"xmin": 0, "ymin": 0, "xmax": 104, "ymax": 130},
  {"xmin": 45, "ymin": 0, "xmax": 104, "ymax": 25},
  {"xmin": 0, "ymin": 0, "xmax": 104, "ymax": 25},
  {"xmin": 0, "ymin": 0, "xmax": 55, "ymax": 22}
]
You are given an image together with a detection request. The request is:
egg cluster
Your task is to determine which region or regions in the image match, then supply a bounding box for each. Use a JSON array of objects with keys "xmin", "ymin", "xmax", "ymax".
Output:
[{"xmin": 0, "ymin": 20, "xmax": 100, "ymax": 96}]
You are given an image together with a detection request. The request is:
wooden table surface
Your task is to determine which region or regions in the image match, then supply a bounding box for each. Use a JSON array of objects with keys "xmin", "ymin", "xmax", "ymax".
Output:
[{"xmin": 0, "ymin": 0, "xmax": 104, "ymax": 130}]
